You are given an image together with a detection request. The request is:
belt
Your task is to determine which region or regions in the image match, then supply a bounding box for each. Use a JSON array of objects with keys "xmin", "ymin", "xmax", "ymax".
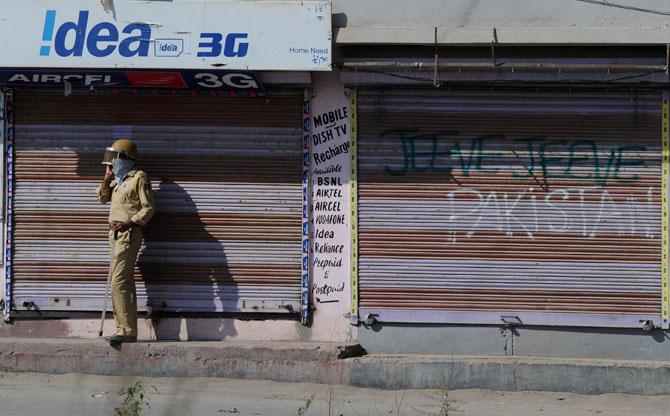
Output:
[{"xmin": 109, "ymin": 222, "xmax": 143, "ymax": 240}]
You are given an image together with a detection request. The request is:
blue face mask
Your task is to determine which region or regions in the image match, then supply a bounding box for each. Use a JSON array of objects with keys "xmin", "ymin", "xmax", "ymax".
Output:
[{"xmin": 111, "ymin": 159, "xmax": 135, "ymax": 182}]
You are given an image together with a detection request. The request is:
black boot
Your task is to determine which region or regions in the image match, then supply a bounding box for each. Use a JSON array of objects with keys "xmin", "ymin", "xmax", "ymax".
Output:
[{"xmin": 105, "ymin": 335, "xmax": 138, "ymax": 345}]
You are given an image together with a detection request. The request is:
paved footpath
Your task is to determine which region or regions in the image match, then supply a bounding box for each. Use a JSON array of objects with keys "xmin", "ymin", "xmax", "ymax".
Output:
[{"xmin": 0, "ymin": 372, "xmax": 668, "ymax": 416}]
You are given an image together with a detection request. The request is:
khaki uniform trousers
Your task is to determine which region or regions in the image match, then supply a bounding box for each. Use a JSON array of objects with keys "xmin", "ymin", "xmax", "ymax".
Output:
[{"xmin": 108, "ymin": 227, "xmax": 143, "ymax": 337}]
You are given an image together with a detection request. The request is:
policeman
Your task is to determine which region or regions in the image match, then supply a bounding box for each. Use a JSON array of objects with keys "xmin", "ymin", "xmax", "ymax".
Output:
[{"xmin": 96, "ymin": 139, "xmax": 155, "ymax": 345}]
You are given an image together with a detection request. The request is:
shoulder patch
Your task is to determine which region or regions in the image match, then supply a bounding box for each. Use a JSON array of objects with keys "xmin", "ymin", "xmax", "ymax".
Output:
[{"xmin": 144, "ymin": 177, "xmax": 152, "ymax": 191}]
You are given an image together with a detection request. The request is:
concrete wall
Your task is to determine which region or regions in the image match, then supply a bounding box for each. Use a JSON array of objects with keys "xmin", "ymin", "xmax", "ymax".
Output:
[
  {"xmin": 0, "ymin": 317, "xmax": 348, "ymax": 343},
  {"xmin": 332, "ymin": 0, "xmax": 670, "ymax": 44},
  {"xmin": 359, "ymin": 324, "xmax": 670, "ymax": 361}
]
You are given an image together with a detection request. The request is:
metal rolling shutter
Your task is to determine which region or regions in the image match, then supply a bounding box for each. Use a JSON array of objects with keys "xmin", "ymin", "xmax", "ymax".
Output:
[
  {"xmin": 12, "ymin": 91, "xmax": 303, "ymax": 315},
  {"xmin": 357, "ymin": 88, "xmax": 663, "ymax": 328}
]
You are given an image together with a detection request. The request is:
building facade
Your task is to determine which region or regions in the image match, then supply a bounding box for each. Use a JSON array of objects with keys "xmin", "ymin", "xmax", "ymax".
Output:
[{"xmin": 1, "ymin": 0, "xmax": 670, "ymax": 359}]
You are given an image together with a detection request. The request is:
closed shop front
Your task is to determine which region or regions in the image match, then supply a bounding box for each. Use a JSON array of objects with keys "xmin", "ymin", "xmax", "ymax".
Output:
[
  {"xmin": 10, "ymin": 90, "xmax": 303, "ymax": 315},
  {"xmin": 356, "ymin": 88, "xmax": 664, "ymax": 328}
]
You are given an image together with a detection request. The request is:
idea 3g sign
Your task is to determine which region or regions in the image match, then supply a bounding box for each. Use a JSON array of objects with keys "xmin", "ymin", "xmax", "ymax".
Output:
[
  {"xmin": 0, "ymin": 1, "xmax": 330, "ymax": 71},
  {"xmin": 39, "ymin": 10, "xmax": 250, "ymax": 59}
]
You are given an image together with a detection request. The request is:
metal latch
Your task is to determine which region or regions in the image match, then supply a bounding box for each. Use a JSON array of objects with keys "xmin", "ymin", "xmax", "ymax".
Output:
[
  {"xmin": 640, "ymin": 320, "xmax": 658, "ymax": 331},
  {"xmin": 500, "ymin": 315, "xmax": 522, "ymax": 326},
  {"xmin": 362, "ymin": 313, "xmax": 378, "ymax": 326}
]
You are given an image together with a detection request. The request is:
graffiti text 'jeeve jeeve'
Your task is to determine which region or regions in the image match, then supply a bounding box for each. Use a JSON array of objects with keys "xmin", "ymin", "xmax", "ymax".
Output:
[{"xmin": 382, "ymin": 129, "xmax": 649, "ymax": 187}]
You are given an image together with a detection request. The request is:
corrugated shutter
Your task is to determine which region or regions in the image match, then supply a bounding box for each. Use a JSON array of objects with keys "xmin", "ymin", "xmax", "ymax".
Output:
[
  {"xmin": 12, "ymin": 91, "xmax": 303, "ymax": 314},
  {"xmin": 357, "ymin": 88, "xmax": 663, "ymax": 328}
]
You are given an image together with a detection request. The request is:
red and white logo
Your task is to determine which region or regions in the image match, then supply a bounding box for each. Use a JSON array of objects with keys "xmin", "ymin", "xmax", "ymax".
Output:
[{"xmin": 124, "ymin": 71, "xmax": 187, "ymax": 88}]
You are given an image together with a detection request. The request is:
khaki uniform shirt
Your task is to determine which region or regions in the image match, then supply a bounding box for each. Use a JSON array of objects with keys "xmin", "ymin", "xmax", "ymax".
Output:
[{"xmin": 96, "ymin": 169, "xmax": 155, "ymax": 226}]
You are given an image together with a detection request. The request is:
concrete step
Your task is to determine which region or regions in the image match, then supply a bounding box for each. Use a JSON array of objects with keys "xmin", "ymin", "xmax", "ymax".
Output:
[
  {"xmin": 348, "ymin": 354, "xmax": 670, "ymax": 395},
  {"xmin": 1, "ymin": 338, "xmax": 669, "ymax": 395},
  {"xmin": 0, "ymin": 338, "xmax": 364, "ymax": 384}
]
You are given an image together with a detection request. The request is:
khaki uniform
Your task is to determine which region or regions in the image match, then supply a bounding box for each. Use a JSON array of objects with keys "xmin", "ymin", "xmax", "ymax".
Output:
[{"xmin": 96, "ymin": 169, "xmax": 155, "ymax": 337}]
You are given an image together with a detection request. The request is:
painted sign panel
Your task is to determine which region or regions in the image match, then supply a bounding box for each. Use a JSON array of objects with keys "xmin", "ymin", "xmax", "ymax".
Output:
[
  {"xmin": 0, "ymin": 69, "xmax": 264, "ymax": 93},
  {"xmin": 308, "ymin": 72, "xmax": 352, "ymax": 342},
  {"xmin": 0, "ymin": 0, "xmax": 331, "ymax": 71}
]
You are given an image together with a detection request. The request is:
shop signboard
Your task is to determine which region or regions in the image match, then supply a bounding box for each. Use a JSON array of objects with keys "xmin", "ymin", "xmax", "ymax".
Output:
[
  {"xmin": 0, "ymin": 0, "xmax": 331, "ymax": 71},
  {"xmin": 0, "ymin": 69, "xmax": 264, "ymax": 94}
]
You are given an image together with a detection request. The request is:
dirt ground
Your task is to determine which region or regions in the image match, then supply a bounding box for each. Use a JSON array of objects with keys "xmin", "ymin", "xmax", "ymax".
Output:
[{"xmin": 0, "ymin": 371, "xmax": 667, "ymax": 416}]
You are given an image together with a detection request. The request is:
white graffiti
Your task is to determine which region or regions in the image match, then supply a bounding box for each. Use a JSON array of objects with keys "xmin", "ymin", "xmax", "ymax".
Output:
[{"xmin": 444, "ymin": 186, "xmax": 657, "ymax": 242}]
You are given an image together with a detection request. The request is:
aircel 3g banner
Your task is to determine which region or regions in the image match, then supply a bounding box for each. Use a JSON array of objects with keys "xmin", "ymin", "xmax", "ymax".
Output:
[
  {"xmin": 0, "ymin": 0, "xmax": 331, "ymax": 71},
  {"xmin": 0, "ymin": 69, "xmax": 264, "ymax": 94}
]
